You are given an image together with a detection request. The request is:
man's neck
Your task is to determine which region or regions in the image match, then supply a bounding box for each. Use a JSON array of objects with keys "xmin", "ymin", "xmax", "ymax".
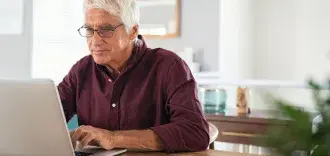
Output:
[{"xmin": 106, "ymin": 42, "xmax": 135, "ymax": 73}]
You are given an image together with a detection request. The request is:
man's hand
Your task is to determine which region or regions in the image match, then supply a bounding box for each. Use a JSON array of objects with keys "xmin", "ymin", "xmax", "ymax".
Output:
[
  {"xmin": 70, "ymin": 125, "xmax": 116, "ymax": 150},
  {"xmin": 69, "ymin": 126, "xmax": 164, "ymax": 151}
]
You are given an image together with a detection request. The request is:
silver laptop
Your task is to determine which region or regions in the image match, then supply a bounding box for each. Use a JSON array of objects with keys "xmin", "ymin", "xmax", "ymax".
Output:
[{"xmin": 0, "ymin": 78, "xmax": 127, "ymax": 156}]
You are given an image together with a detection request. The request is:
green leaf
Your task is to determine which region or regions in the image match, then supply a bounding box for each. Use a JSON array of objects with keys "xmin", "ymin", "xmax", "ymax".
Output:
[{"xmin": 263, "ymin": 79, "xmax": 330, "ymax": 155}]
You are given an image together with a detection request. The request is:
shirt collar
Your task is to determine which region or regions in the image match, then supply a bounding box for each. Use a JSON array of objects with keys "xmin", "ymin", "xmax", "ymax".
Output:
[{"xmin": 128, "ymin": 35, "xmax": 148, "ymax": 68}]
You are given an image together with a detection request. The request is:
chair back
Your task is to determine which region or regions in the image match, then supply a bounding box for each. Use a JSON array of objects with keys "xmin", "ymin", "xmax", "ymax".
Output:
[{"xmin": 209, "ymin": 122, "xmax": 219, "ymax": 146}]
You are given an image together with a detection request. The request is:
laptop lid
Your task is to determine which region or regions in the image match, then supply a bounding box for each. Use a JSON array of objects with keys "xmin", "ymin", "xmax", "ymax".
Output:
[{"xmin": 0, "ymin": 78, "xmax": 75, "ymax": 156}]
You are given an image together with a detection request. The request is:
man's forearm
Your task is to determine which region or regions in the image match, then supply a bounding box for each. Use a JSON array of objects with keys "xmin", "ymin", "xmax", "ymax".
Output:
[{"xmin": 113, "ymin": 129, "xmax": 163, "ymax": 151}]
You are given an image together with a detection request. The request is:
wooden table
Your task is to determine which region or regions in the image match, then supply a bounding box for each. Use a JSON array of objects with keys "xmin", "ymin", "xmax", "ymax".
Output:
[
  {"xmin": 120, "ymin": 149, "xmax": 261, "ymax": 156},
  {"xmin": 206, "ymin": 109, "xmax": 288, "ymax": 146}
]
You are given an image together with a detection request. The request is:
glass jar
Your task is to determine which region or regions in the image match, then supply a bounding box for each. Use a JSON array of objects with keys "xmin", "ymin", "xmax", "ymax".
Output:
[{"xmin": 198, "ymin": 87, "xmax": 227, "ymax": 114}]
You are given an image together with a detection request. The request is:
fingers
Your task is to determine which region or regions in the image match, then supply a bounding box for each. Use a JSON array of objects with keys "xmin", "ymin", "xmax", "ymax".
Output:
[
  {"xmin": 89, "ymin": 140, "xmax": 99, "ymax": 146},
  {"xmin": 80, "ymin": 133, "xmax": 95, "ymax": 147},
  {"xmin": 70, "ymin": 125, "xmax": 113, "ymax": 150},
  {"xmin": 71, "ymin": 126, "xmax": 96, "ymax": 143},
  {"xmin": 69, "ymin": 129, "xmax": 77, "ymax": 148},
  {"xmin": 71, "ymin": 127, "xmax": 86, "ymax": 142},
  {"xmin": 70, "ymin": 129, "xmax": 75, "ymax": 136}
]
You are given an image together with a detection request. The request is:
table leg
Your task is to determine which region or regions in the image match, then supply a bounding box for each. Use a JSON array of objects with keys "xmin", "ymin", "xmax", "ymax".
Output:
[{"xmin": 209, "ymin": 142, "xmax": 215, "ymax": 149}]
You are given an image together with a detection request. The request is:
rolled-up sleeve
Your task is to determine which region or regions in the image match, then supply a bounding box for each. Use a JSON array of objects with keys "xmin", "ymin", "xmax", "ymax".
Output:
[
  {"xmin": 57, "ymin": 67, "xmax": 77, "ymax": 122},
  {"xmin": 151, "ymin": 58, "xmax": 210, "ymax": 153}
]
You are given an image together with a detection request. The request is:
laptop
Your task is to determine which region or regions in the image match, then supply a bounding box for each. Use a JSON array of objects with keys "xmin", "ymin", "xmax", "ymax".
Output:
[{"xmin": 0, "ymin": 78, "xmax": 127, "ymax": 156}]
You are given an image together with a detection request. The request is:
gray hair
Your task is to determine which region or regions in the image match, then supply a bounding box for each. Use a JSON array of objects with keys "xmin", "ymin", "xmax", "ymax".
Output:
[{"xmin": 83, "ymin": 0, "xmax": 140, "ymax": 34}]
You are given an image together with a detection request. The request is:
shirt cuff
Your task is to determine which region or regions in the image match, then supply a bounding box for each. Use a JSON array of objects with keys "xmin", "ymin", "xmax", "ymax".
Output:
[{"xmin": 150, "ymin": 124, "xmax": 179, "ymax": 153}]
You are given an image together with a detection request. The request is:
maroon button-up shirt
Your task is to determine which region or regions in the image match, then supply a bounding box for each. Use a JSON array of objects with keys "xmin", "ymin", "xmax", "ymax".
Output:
[{"xmin": 57, "ymin": 36, "xmax": 210, "ymax": 152}]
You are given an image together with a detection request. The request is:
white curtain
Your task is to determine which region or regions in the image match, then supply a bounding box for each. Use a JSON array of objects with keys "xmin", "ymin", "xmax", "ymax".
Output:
[{"xmin": 32, "ymin": 0, "xmax": 89, "ymax": 84}]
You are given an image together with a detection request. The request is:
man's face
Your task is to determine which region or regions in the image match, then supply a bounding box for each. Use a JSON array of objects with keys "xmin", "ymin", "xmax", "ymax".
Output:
[{"xmin": 84, "ymin": 9, "xmax": 133, "ymax": 67}]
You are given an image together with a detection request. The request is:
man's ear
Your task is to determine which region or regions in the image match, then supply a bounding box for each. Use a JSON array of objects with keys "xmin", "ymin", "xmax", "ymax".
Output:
[{"xmin": 129, "ymin": 25, "xmax": 139, "ymax": 40}]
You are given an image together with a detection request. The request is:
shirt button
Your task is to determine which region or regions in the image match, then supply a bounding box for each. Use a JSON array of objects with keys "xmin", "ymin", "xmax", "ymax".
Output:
[
  {"xmin": 112, "ymin": 103, "xmax": 116, "ymax": 108},
  {"xmin": 108, "ymin": 79, "xmax": 111, "ymax": 82}
]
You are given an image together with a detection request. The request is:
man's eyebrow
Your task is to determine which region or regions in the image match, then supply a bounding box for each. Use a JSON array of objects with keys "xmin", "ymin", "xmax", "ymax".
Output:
[
  {"xmin": 82, "ymin": 24, "xmax": 115, "ymax": 29},
  {"xmin": 82, "ymin": 24, "xmax": 92, "ymax": 28},
  {"xmin": 99, "ymin": 24, "xmax": 115, "ymax": 29}
]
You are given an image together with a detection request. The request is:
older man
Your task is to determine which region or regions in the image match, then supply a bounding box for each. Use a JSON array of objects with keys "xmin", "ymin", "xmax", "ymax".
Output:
[{"xmin": 58, "ymin": 0, "xmax": 210, "ymax": 153}]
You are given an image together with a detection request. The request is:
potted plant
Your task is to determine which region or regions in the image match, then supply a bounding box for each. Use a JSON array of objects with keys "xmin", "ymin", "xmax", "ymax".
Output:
[{"xmin": 263, "ymin": 80, "xmax": 330, "ymax": 156}]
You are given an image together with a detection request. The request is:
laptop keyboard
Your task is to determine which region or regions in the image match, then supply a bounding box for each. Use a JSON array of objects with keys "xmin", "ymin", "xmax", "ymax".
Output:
[{"xmin": 74, "ymin": 151, "xmax": 94, "ymax": 156}]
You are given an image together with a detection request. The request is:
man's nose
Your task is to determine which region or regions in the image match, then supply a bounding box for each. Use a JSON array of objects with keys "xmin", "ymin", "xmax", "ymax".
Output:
[{"xmin": 91, "ymin": 32, "xmax": 104, "ymax": 45}]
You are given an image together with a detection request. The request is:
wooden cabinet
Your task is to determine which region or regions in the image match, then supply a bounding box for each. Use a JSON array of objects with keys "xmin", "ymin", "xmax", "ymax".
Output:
[{"xmin": 206, "ymin": 110, "xmax": 288, "ymax": 146}]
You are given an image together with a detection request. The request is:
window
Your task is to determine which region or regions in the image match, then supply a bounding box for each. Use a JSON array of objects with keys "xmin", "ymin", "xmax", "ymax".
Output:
[
  {"xmin": 32, "ymin": 0, "xmax": 88, "ymax": 84},
  {"xmin": 0, "ymin": 0, "xmax": 23, "ymax": 34}
]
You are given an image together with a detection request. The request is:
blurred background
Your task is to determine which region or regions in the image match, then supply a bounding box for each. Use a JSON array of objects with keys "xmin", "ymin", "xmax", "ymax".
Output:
[{"xmin": 1, "ymin": 0, "xmax": 330, "ymax": 154}]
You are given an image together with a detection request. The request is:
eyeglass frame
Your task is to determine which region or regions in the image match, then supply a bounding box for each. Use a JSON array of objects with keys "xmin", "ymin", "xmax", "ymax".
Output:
[{"xmin": 77, "ymin": 23, "xmax": 123, "ymax": 38}]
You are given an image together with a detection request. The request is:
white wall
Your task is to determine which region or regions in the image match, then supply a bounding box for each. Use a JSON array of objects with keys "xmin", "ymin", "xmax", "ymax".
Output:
[
  {"xmin": 252, "ymin": 0, "xmax": 330, "ymax": 111},
  {"xmin": 0, "ymin": 0, "xmax": 32, "ymax": 78},
  {"xmin": 219, "ymin": 0, "xmax": 254, "ymax": 80},
  {"xmin": 219, "ymin": 0, "xmax": 330, "ymax": 83},
  {"xmin": 253, "ymin": 0, "xmax": 296, "ymax": 80},
  {"xmin": 146, "ymin": 0, "xmax": 220, "ymax": 72},
  {"xmin": 294, "ymin": 0, "xmax": 330, "ymax": 82},
  {"xmin": 253, "ymin": 0, "xmax": 330, "ymax": 82}
]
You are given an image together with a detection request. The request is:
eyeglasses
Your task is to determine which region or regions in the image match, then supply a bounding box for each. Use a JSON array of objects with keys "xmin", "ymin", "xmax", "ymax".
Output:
[{"xmin": 77, "ymin": 23, "xmax": 123, "ymax": 38}]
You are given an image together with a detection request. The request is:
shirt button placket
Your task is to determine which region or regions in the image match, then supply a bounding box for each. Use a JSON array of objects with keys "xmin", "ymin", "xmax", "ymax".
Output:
[
  {"xmin": 110, "ymin": 101, "xmax": 119, "ymax": 130},
  {"xmin": 111, "ymin": 82, "xmax": 121, "ymax": 130}
]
